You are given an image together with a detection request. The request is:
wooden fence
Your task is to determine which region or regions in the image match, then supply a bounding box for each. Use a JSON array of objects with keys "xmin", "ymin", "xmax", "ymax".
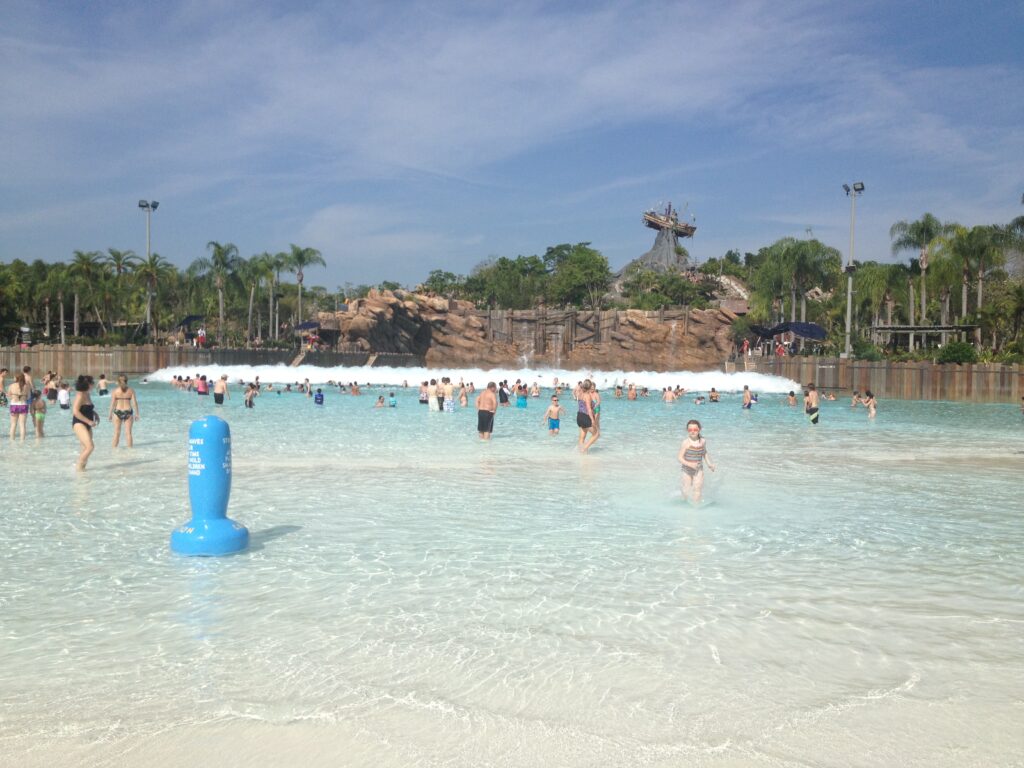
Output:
[
  {"xmin": 745, "ymin": 356, "xmax": 1023, "ymax": 404},
  {"xmin": 0, "ymin": 345, "xmax": 422, "ymax": 377}
]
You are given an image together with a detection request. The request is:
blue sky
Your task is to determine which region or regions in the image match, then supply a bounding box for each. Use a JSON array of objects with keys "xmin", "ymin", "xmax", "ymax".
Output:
[{"xmin": 2, "ymin": 0, "xmax": 1022, "ymax": 290}]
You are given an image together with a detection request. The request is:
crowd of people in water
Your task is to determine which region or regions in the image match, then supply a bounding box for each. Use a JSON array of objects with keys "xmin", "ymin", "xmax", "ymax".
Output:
[
  {"xmin": 1, "ymin": 366, "xmax": 140, "ymax": 470},
  {"xmin": 4, "ymin": 364, "xmax": 884, "ymax": 501}
]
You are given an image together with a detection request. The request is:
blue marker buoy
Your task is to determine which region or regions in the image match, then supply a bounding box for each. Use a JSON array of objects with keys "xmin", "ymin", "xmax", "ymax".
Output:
[{"xmin": 170, "ymin": 415, "xmax": 249, "ymax": 556}]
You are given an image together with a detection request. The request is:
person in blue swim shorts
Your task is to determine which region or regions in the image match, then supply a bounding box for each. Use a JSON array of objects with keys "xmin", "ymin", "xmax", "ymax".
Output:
[{"xmin": 542, "ymin": 395, "xmax": 564, "ymax": 435}]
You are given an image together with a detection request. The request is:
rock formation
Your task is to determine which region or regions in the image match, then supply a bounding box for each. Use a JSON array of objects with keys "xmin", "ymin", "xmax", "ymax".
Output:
[{"xmin": 319, "ymin": 290, "xmax": 736, "ymax": 371}]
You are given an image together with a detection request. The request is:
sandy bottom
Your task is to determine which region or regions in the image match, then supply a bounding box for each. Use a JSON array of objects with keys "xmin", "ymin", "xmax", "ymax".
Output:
[{"xmin": 4, "ymin": 699, "xmax": 1018, "ymax": 768}]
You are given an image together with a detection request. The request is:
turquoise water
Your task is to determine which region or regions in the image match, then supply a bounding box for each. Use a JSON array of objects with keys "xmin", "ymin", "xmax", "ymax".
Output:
[{"xmin": 1, "ymin": 365, "xmax": 1022, "ymax": 767}]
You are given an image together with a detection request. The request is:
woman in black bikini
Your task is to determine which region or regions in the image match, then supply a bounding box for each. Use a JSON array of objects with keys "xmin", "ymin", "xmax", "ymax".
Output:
[
  {"xmin": 108, "ymin": 375, "xmax": 140, "ymax": 448},
  {"xmin": 72, "ymin": 375, "xmax": 99, "ymax": 470}
]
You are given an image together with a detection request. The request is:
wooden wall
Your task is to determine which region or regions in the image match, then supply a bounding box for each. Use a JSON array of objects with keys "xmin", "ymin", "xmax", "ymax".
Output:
[{"xmin": 745, "ymin": 356, "xmax": 1023, "ymax": 404}]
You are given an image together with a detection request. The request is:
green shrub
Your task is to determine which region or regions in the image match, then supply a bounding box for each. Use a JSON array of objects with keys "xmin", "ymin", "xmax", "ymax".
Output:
[
  {"xmin": 936, "ymin": 341, "xmax": 978, "ymax": 364},
  {"xmin": 852, "ymin": 339, "xmax": 883, "ymax": 361}
]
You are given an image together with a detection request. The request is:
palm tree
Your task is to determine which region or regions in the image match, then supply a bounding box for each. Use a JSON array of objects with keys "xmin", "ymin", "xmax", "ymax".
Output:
[
  {"xmin": 249, "ymin": 252, "xmax": 276, "ymax": 344},
  {"xmin": 192, "ymin": 241, "xmax": 241, "ymax": 344},
  {"xmin": 286, "ymin": 244, "xmax": 325, "ymax": 326},
  {"xmin": 926, "ymin": 250, "xmax": 961, "ymax": 326},
  {"xmin": 272, "ymin": 251, "xmax": 290, "ymax": 339},
  {"xmin": 792, "ymin": 239, "xmax": 841, "ymax": 323},
  {"xmin": 853, "ymin": 262, "xmax": 890, "ymax": 331},
  {"xmin": 41, "ymin": 264, "xmax": 70, "ymax": 344},
  {"xmin": 890, "ymin": 213, "xmax": 950, "ymax": 325},
  {"xmin": 132, "ymin": 252, "xmax": 174, "ymax": 340},
  {"xmin": 68, "ymin": 250, "xmax": 105, "ymax": 337},
  {"xmin": 104, "ymin": 248, "xmax": 136, "ymax": 331},
  {"xmin": 237, "ymin": 255, "xmax": 273, "ymax": 347}
]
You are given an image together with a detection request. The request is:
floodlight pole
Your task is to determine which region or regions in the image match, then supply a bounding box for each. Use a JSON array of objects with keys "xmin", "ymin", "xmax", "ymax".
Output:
[
  {"xmin": 843, "ymin": 184, "xmax": 863, "ymax": 358},
  {"xmin": 139, "ymin": 200, "xmax": 159, "ymax": 336}
]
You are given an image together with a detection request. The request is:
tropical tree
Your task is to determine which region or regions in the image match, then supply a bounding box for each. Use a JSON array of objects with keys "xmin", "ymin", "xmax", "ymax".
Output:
[
  {"xmin": 286, "ymin": 244, "xmax": 326, "ymax": 325},
  {"xmin": 247, "ymin": 252, "xmax": 276, "ymax": 345},
  {"xmin": 272, "ymin": 251, "xmax": 290, "ymax": 339},
  {"xmin": 890, "ymin": 213, "xmax": 950, "ymax": 324},
  {"xmin": 68, "ymin": 250, "xmax": 106, "ymax": 336},
  {"xmin": 40, "ymin": 264, "xmax": 70, "ymax": 344},
  {"xmin": 104, "ymin": 248, "xmax": 136, "ymax": 330},
  {"xmin": 926, "ymin": 250, "xmax": 961, "ymax": 326},
  {"xmin": 191, "ymin": 241, "xmax": 241, "ymax": 344},
  {"xmin": 547, "ymin": 243, "xmax": 611, "ymax": 310},
  {"xmin": 132, "ymin": 252, "xmax": 174, "ymax": 339}
]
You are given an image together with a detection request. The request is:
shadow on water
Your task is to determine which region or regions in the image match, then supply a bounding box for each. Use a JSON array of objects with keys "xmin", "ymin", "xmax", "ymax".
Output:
[{"xmin": 248, "ymin": 524, "xmax": 303, "ymax": 551}]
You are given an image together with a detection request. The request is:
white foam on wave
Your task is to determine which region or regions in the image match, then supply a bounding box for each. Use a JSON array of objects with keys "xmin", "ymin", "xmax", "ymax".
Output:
[{"xmin": 145, "ymin": 362, "xmax": 799, "ymax": 394}]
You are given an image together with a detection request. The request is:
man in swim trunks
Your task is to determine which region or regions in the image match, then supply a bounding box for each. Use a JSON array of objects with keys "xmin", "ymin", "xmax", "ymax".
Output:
[
  {"xmin": 476, "ymin": 382, "xmax": 498, "ymax": 440},
  {"xmin": 213, "ymin": 375, "xmax": 229, "ymax": 405},
  {"xmin": 804, "ymin": 383, "xmax": 820, "ymax": 425}
]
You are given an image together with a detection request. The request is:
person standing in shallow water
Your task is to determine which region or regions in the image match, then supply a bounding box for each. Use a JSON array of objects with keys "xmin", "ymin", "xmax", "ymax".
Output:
[
  {"xmin": 804, "ymin": 383, "xmax": 820, "ymax": 425},
  {"xmin": 8, "ymin": 371, "xmax": 29, "ymax": 440},
  {"xmin": 576, "ymin": 380, "xmax": 599, "ymax": 453},
  {"xmin": 213, "ymin": 375, "xmax": 229, "ymax": 405},
  {"xmin": 862, "ymin": 390, "xmax": 877, "ymax": 419},
  {"xmin": 72, "ymin": 375, "xmax": 99, "ymax": 470},
  {"xmin": 678, "ymin": 419, "xmax": 716, "ymax": 505},
  {"xmin": 109, "ymin": 375, "xmax": 140, "ymax": 448},
  {"xmin": 476, "ymin": 382, "xmax": 497, "ymax": 440}
]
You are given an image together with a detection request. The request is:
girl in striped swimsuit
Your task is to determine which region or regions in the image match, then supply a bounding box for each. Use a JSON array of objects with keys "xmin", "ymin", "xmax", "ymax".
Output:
[{"xmin": 678, "ymin": 419, "xmax": 716, "ymax": 505}]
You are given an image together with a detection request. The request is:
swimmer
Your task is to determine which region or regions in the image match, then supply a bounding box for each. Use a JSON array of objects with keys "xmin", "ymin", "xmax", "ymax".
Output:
[
  {"xmin": 109, "ymin": 375, "xmax": 140, "ymax": 447},
  {"xmin": 663, "ymin": 388, "xmax": 676, "ymax": 402},
  {"xmin": 97, "ymin": 373, "xmax": 108, "ymax": 396},
  {"xmin": 8, "ymin": 370, "xmax": 29, "ymax": 440},
  {"xmin": 213, "ymin": 374, "xmax": 229, "ymax": 405},
  {"xmin": 72, "ymin": 375, "xmax": 99, "ymax": 470},
  {"xmin": 443, "ymin": 377, "xmax": 456, "ymax": 412},
  {"xmin": 543, "ymin": 395, "xmax": 564, "ymax": 435},
  {"xmin": 851, "ymin": 391, "xmax": 862, "ymax": 407},
  {"xmin": 388, "ymin": 392, "xmax": 397, "ymax": 407},
  {"xmin": 374, "ymin": 396, "xmax": 386, "ymax": 408},
  {"xmin": 31, "ymin": 391, "xmax": 46, "ymax": 438},
  {"xmin": 709, "ymin": 388, "xmax": 720, "ymax": 403},
  {"xmin": 576, "ymin": 380, "xmax": 599, "ymax": 453},
  {"xmin": 742, "ymin": 385, "xmax": 752, "ymax": 409},
  {"xmin": 804, "ymin": 383, "xmax": 820, "ymax": 425},
  {"xmin": 787, "ymin": 391, "xmax": 797, "ymax": 406},
  {"xmin": 476, "ymin": 382, "xmax": 498, "ymax": 440},
  {"xmin": 862, "ymin": 390, "xmax": 877, "ymax": 418},
  {"xmin": 678, "ymin": 419, "xmax": 716, "ymax": 505},
  {"xmin": 314, "ymin": 388, "xmax": 324, "ymax": 405},
  {"xmin": 244, "ymin": 383, "xmax": 258, "ymax": 408}
]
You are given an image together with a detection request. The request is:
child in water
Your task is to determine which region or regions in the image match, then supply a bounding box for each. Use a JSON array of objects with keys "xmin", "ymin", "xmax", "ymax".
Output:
[
  {"xmin": 32, "ymin": 391, "xmax": 46, "ymax": 437},
  {"xmin": 678, "ymin": 419, "xmax": 716, "ymax": 505},
  {"xmin": 542, "ymin": 395, "xmax": 564, "ymax": 435}
]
